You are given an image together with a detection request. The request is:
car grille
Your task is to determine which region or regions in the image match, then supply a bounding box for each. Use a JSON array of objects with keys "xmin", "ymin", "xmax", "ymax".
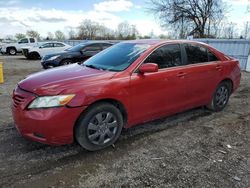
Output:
[{"xmin": 13, "ymin": 94, "xmax": 25, "ymax": 108}]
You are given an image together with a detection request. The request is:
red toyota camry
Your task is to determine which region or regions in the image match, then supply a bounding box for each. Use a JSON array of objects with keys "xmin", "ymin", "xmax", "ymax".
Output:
[{"xmin": 12, "ymin": 40, "xmax": 241, "ymax": 151}]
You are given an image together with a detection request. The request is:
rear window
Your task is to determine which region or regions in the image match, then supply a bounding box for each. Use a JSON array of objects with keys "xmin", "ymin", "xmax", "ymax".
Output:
[
  {"xmin": 184, "ymin": 44, "xmax": 219, "ymax": 64},
  {"xmin": 54, "ymin": 43, "xmax": 65, "ymax": 47},
  {"xmin": 184, "ymin": 44, "xmax": 208, "ymax": 64},
  {"xmin": 30, "ymin": 38, "xmax": 35, "ymax": 43}
]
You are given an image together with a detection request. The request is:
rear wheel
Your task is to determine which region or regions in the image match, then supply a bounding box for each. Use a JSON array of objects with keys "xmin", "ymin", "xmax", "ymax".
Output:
[
  {"xmin": 207, "ymin": 81, "xmax": 231, "ymax": 112},
  {"xmin": 8, "ymin": 48, "xmax": 16, "ymax": 55},
  {"xmin": 60, "ymin": 59, "xmax": 73, "ymax": 66},
  {"xmin": 75, "ymin": 103, "xmax": 123, "ymax": 151}
]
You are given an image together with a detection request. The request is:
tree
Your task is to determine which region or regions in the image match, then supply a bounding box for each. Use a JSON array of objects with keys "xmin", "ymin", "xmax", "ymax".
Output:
[
  {"xmin": 116, "ymin": 21, "xmax": 138, "ymax": 39},
  {"xmin": 222, "ymin": 22, "xmax": 238, "ymax": 39},
  {"xmin": 68, "ymin": 29, "xmax": 76, "ymax": 39},
  {"xmin": 15, "ymin": 33, "xmax": 26, "ymax": 40},
  {"xmin": 47, "ymin": 32, "xmax": 54, "ymax": 40},
  {"xmin": 54, "ymin": 30, "xmax": 65, "ymax": 40},
  {"xmin": 26, "ymin": 30, "xmax": 40, "ymax": 39},
  {"xmin": 78, "ymin": 20, "xmax": 101, "ymax": 39},
  {"xmin": 149, "ymin": 0, "xmax": 227, "ymax": 38}
]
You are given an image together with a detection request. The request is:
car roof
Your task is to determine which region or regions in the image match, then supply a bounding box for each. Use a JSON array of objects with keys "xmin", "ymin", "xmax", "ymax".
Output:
[
  {"xmin": 79, "ymin": 41, "xmax": 114, "ymax": 45},
  {"xmin": 122, "ymin": 39, "xmax": 208, "ymax": 46}
]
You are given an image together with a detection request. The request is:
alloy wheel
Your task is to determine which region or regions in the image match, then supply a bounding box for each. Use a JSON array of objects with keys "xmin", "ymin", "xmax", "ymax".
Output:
[
  {"xmin": 87, "ymin": 112, "xmax": 118, "ymax": 145},
  {"xmin": 215, "ymin": 86, "xmax": 229, "ymax": 108}
]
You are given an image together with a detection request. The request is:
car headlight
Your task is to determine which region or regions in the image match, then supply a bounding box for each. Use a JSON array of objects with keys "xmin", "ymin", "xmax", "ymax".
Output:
[
  {"xmin": 28, "ymin": 95, "xmax": 75, "ymax": 109},
  {"xmin": 47, "ymin": 55, "xmax": 60, "ymax": 61}
]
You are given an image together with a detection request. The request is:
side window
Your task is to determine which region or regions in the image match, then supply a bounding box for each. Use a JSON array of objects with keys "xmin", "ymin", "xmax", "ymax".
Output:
[
  {"xmin": 144, "ymin": 44, "xmax": 182, "ymax": 69},
  {"xmin": 82, "ymin": 44, "xmax": 101, "ymax": 53},
  {"xmin": 30, "ymin": 38, "xmax": 35, "ymax": 43},
  {"xmin": 102, "ymin": 43, "xmax": 112, "ymax": 50},
  {"xmin": 40, "ymin": 43, "xmax": 53, "ymax": 48},
  {"xmin": 19, "ymin": 38, "xmax": 28, "ymax": 44},
  {"xmin": 54, "ymin": 43, "xmax": 65, "ymax": 47},
  {"xmin": 184, "ymin": 44, "xmax": 208, "ymax": 64},
  {"xmin": 208, "ymin": 50, "xmax": 219, "ymax": 62}
]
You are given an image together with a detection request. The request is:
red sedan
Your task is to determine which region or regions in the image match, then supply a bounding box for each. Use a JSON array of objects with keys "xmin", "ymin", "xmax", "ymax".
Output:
[{"xmin": 12, "ymin": 40, "xmax": 241, "ymax": 151}]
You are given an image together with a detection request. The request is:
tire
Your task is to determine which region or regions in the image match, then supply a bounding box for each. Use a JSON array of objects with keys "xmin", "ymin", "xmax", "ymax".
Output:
[
  {"xmin": 28, "ymin": 52, "xmax": 40, "ymax": 60},
  {"xmin": 75, "ymin": 102, "xmax": 123, "ymax": 151},
  {"xmin": 207, "ymin": 81, "xmax": 231, "ymax": 112},
  {"xmin": 8, "ymin": 48, "xmax": 17, "ymax": 55},
  {"xmin": 60, "ymin": 59, "xmax": 73, "ymax": 66},
  {"xmin": 43, "ymin": 64, "xmax": 55, "ymax": 69}
]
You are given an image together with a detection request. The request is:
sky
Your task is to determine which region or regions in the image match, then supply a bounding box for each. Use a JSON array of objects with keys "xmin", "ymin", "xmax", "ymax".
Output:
[{"xmin": 0, "ymin": 0, "xmax": 249, "ymax": 38}]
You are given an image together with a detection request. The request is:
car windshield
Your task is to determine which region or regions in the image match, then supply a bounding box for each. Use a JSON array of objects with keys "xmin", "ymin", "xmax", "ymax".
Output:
[
  {"xmin": 83, "ymin": 43, "xmax": 150, "ymax": 72},
  {"xmin": 66, "ymin": 43, "xmax": 87, "ymax": 52}
]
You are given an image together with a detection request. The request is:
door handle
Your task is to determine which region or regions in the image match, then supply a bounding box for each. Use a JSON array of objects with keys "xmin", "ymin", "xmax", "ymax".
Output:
[
  {"xmin": 177, "ymin": 72, "xmax": 187, "ymax": 77},
  {"xmin": 216, "ymin": 65, "xmax": 222, "ymax": 71}
]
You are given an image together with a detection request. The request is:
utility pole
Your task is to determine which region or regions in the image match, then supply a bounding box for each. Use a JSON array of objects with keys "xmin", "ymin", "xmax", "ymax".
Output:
[{"xmin": 245, "ymin": 22, "xmax": 249, "ymax": 39}]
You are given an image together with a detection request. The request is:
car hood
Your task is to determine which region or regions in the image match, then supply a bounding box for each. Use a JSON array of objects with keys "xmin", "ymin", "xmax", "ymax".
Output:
[{"xmin": 18, "ymin": 64, "xmax": 116, "ymax": 95}]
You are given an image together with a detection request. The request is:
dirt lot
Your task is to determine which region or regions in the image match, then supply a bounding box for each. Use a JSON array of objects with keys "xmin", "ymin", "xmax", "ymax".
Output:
[{"xmin": 0, "ymin": 55, "xmax": 249, "ymax": 188}]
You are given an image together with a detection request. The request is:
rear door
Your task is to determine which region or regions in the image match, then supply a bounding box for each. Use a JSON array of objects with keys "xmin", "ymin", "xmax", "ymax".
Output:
[
  {"xmin": 129, "ymin": 44, "xmax": 189, "ymax": 124},
  {"xmin": 39, "ymin": 43, "xmax": 54, "ymax": 57},
  {"xmin": 181, "ymin": 43, "xmax": 223, "ymax": 108},
  {"xmin": 53, "ymin": 42, "xmax": 67, "ymax": 52}
]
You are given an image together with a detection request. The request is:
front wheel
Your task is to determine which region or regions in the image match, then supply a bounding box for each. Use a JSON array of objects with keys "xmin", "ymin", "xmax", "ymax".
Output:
[
  {"xmin": 207, "ymin": 81, "xmax": 231, "ymax": 112},
  {"xmin": 60, "ymin": 59, "xmax": 73, "ymax": 66},
  {"xmin": 75, "ymin": 103, "xmax": 123, "ymax": 151}
]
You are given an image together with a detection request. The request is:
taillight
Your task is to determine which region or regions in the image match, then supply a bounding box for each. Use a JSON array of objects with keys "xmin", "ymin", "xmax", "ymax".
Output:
[{"xmin": 236, "ymin": 61, "xmax": 241, "ymax": 69}]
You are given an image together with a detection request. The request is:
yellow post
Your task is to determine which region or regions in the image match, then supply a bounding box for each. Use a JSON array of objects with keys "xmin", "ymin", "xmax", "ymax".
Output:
[{"xmin": 0, "ymin": 62, "xmax": 4, "ymax": 83}]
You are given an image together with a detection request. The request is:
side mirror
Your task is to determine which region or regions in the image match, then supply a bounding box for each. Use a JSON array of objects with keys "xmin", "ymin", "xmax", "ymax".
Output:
[{"xmin": 139, "ymin": 63, "xmax": 158, "ymax": 73}]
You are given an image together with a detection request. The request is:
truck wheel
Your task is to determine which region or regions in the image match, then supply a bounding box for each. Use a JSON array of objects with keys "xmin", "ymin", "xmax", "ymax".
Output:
[
  {"xmin": 8, "ymin": 48, "xmax": 17, "ymax": 55},
  {"xmin": 75, "ymin": 102, "xmax": 123, "ymax": 151}
]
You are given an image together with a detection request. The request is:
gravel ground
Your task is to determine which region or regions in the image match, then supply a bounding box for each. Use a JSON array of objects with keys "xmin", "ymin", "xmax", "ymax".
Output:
[{"xmin": 0, "ymin": 55, "xmax": 249, "ymax": 188}]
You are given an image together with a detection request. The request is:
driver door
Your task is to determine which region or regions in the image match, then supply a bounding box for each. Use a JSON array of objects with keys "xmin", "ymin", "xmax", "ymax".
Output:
[{"xmin": 129, "ymin": 44, "xmax": 188, "ymax": 124}]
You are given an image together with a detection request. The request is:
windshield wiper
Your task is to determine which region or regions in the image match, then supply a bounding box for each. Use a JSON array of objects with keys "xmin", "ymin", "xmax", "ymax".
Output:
[{"xmin": 84, "ymin": 64, "xmax": 104, "ymax": 70}]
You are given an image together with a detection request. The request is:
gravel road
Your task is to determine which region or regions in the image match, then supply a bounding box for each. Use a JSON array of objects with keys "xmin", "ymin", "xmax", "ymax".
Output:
[{"xmin": 0, "ymin": 55, "xmax": 249, "ymax": 188}]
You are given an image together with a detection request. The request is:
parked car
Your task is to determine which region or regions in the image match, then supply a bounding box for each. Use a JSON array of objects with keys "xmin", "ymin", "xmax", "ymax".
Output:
[
  {"xmin": 12, "ymin": 40, "xmax": 241, "ymax": 151},
  {"xmin": 22, "ymin": 42, "xmax": 71, "ymax": 60},
  {"xmin": 0, "ymin": 38, "xmax": 38, "ymax": 55},
  {"xmin": 41, "ymin": 41, "xmax": 113, "ymax": 69}
]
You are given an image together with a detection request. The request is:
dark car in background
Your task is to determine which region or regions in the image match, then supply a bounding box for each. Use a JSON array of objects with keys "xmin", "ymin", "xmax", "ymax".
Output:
[{"xmin": 41, "ymin": 41, "xmax": 113, "ymax": 69}]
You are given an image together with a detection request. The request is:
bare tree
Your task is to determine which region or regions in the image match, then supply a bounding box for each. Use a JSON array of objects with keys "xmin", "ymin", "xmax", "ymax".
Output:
[
  {"xmin": 26, "ymin": 30, "xmax": 40, "ymax": 39},
  {"xmin": 78, "ymin": 20, "xmax": 101, "ymax": 39},
  {"xmin": 54, "ymin": 30, "xmax": 65, "ymax": 40},
  {"xmin": 47, "ymin": 32, "xmax": 54, "ymax": 40},
  {"xmin": 68, "ymin": 29, "xmax": 76, "ymax": 39},
  {"xmin": 116, "ymin": 21, "xmax": 138, "ymax": 39},
  {"xmin": 149, "ymin": 0, "xmax": 227, "ymax": 38},
  {"xmin": 221, "ymin": 22, "xmax": 238, "ymax": 39},
  {"xmin": 15, "ymin": 33, "xmax": 26, "ymax": 40}
]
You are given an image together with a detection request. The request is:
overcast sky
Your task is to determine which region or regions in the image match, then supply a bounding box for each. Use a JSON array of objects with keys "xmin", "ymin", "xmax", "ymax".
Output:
[{"xmin": 0, "ymin": 0, "xmax": 249, "ymax": 38}]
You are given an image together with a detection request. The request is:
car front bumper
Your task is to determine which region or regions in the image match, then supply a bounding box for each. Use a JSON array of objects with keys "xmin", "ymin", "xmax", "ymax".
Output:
[
  {"xmin": 11, "ymin": 86, "xmax": 85, "ymax": 145},
  {"xmin": 41, "ymin": 59, "xmax": 60, "ymax": 69}
]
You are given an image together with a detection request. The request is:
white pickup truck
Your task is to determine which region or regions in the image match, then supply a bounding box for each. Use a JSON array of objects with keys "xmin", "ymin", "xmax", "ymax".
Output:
[{"xmin": 0, "ymin": 38, "xmax": 38, "ymax": 55}]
